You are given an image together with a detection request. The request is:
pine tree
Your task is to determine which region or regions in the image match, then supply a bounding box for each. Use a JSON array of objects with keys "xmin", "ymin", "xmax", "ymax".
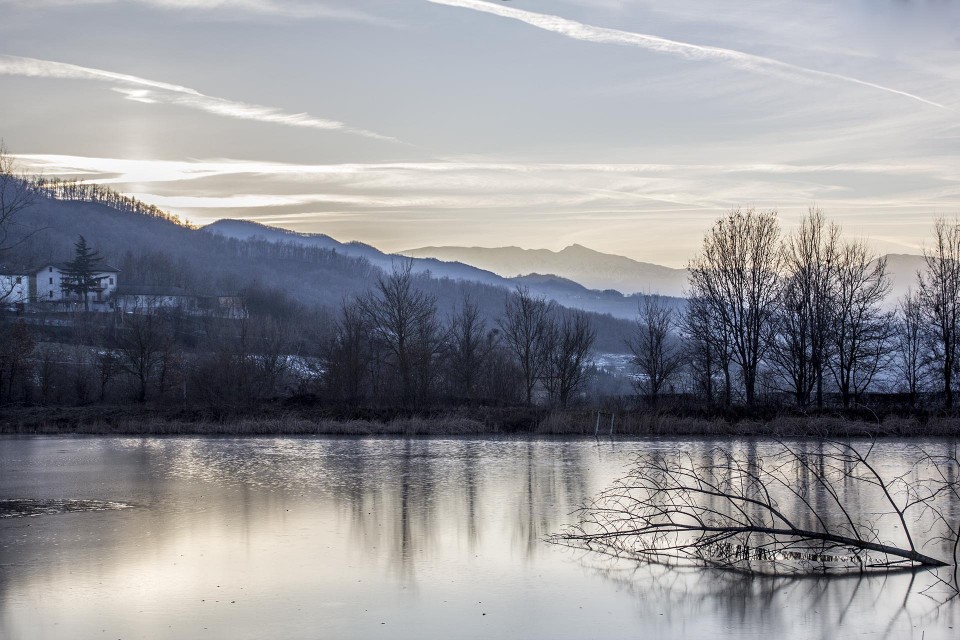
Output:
[{"xmin": 61, "ymin": 235, "xmax": 104, "ymax": 311}]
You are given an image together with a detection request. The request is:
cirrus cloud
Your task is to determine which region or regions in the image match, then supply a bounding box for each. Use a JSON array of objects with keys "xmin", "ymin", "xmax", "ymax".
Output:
[
  {"xmin": 0, "ymin": 54, "xmax": 400, "ymax": 141},
  {"xmin": 426, "ymin": 0, "xmax": 947, "ymax": 110}
]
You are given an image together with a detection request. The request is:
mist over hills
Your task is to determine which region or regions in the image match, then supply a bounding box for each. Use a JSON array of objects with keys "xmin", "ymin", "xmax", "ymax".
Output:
[
  {"xmin": 882, "ymin": 253, "xmax": 927, "ymax": 303},
  {"xmin": 401, "ymin": 244, "xmax": 690, "ymax": 297},
  {"xmin": 397, "ymin": 242, "xmax": 930, "ymax": 306},
  {"xmin": 5, "ymin": 193, "xmax": 926, "ymax": 357},
  {"xmin": 4, "ymin": 197, "xmax": 643, "ymax": 353},
  {"xmin": 203, "ymin": 219, "xmax": 507, "ymax": 287},
  {"xmin": 203, "ymin": 219, "xmax": 682, "ymax": 320}
]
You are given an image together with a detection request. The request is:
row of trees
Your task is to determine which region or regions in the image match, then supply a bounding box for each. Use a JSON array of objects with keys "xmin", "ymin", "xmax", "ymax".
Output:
[
  {"xmin": 0, "ymin": 263, "xmax": 599, "ymax": 411},
  {"xmin": 34, "ymin": 176, "xmax": 192, "ymax": 229},
  {"xmin": 323, "ymin": 263, "xmax": 596, "ymax": 409},
  {"xmin": 0, "ymin": 311, "xmax": 293, "ymax": 408},
  {"xmin": 633, "ymin": 208, "xmax": 960, "ymax": 409}
]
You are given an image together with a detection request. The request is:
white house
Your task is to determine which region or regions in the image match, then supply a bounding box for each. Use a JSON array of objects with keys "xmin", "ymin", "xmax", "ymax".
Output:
[
  {"xmin": 31, "ymin": 262, "xmax": 120, "ymax": 310},
  {"xmin": 116, "ymin": 285, "xmax": 247, "ymax": 319},
  {"xmin": 115, "ymin": 285, "xmax": 197, "ymax": 313},
  {"xmin": 0, "ymin": 271, "xmax": 30, "ymax": 308}
]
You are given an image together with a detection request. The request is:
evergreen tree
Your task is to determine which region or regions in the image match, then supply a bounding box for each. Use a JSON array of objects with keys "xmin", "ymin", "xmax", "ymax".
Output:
[{"xmin": 62, "ymin": 235, "xmax": 104, "ymax": 311}]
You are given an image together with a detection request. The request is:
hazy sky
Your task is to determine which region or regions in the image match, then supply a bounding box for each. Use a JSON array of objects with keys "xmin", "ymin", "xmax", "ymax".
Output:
[{"xmin": 1, "ymin": 0, "xmax": 958, "ymax": 266}]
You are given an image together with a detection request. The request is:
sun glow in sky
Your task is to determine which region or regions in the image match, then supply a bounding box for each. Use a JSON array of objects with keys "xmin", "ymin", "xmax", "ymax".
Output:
[{"xmin": 1, "ymin": 0, "xmax": 958, "ymax": 265}]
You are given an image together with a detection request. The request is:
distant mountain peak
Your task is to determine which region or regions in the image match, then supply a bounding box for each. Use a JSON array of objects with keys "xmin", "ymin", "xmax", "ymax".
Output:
[{"xmin": 401, "ymin": 244, "xmax": 688, "ymax": 296}]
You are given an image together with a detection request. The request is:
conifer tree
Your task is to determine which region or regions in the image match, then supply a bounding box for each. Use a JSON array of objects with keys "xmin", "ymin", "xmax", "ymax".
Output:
[{"xmin": 62, "ymin": 235, "xmax": 104, "ymax": 311}]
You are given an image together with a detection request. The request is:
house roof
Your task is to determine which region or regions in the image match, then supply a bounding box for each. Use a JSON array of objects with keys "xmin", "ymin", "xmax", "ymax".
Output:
[
  {"xmin": 116, "ymin": 285, "xmax": 192, "ymax": 297},
  {"xmin": 0, "ymin": 263, "xmax": 29, "ymax": 276},
  {"xmin": 31, "ymin": 262, "xmax": 121, "ymax": 274},
  {"xmin": 115, "ymin": 285, "xmax": 246, "ymax": 299}
]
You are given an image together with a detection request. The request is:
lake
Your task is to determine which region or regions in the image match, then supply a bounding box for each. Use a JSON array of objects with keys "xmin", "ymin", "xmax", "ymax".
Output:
[{"xmin": 1, "ymin": 436, "xmax": 958, "ymax": 639}]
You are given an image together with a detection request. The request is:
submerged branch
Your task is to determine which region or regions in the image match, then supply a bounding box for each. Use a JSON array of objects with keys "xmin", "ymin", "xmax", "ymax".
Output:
[{"xmin": 550, "ymin": 441, "xmax": 958, "ymax": 576}]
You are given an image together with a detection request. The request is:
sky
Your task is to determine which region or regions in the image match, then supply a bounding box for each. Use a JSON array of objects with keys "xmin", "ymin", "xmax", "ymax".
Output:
[{"xmin": 1, "ymin": 0, "xmax": 958, "ymax": 267}]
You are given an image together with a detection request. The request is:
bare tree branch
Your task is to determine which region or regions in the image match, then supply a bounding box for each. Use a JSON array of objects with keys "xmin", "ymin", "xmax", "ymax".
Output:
[{"xmin": 551, "ymin": 441, "xmax": 955, "ymax": 575}]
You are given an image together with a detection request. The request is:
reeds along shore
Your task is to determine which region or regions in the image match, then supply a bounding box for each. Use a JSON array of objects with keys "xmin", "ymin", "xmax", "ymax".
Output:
[{"xmin": 3, "ymin": 406, "xmax": 960, "ymax": 437}]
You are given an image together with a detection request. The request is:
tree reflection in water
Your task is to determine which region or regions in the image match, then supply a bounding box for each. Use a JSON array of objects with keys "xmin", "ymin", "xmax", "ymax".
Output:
[
  {"xmin": 565, "ymin": 546, "xmax": 958, "ymax": 638},
  {"xmin": 3, "ymin": 437, "xmax": 957, "ymax": 639},
  {"xmin": 553, "ymin": 440, "xmax": 958, "ymax": 573}
]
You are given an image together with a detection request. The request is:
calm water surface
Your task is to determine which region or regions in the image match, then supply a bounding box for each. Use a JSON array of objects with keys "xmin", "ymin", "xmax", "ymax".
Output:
[{"xmin": 1, "ymin": 436, "xmax": 958, "ymax": 639}]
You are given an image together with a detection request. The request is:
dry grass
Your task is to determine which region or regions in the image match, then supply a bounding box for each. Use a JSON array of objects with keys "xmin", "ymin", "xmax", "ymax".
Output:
[{"xmin": 2, "ymin": 406, "xmax": 959, "ymax": 437}]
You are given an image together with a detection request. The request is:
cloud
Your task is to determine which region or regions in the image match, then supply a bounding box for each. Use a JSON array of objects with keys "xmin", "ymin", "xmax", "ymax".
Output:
[
  {"xmin": 14, "ymin": 152, "xmax": 959, "ymax": 263},
  {"xmin": 16, "ymin": 153, "xmax": 960, "ymax": 216},
  {"xmin": 15, "ymin": 154, "xmax": 954, "ymax": 185},
  {"xmin": 0, "ymin": 0, "xmax": 397, "ymax": 26},
  {"xmin": 0, "ymin": 55, "xmax": 399, "ymax": 141},
  {"xmin": 426, "ymin": 0, "xmax": 947, "ymax": 110}
]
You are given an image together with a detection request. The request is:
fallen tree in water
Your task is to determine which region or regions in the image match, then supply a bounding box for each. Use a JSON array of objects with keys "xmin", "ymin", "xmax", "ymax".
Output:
[{"xmin": 551, "ymin": 441, "xmax": 958, "ymax": 574}]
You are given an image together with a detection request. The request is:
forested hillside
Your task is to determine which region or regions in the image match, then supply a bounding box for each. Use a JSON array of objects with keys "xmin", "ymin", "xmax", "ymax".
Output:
[
  {"xmin": 4, "ymin": 185, "xmax": 638, "ymax": 353},
  {"xmin": 203, "ymin": 219, "xmax": 679, "ymax": 320},
  {"xmin": 402, "ymin": 243, "xmax": 690, "ymax": 296}
]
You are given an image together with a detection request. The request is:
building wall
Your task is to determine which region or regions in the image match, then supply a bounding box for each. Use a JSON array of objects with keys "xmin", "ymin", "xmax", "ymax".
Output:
[
  {"xmin": 96, "ymin": 271, "xmax": 118, "ymax": 300},
  {"xmin": 33, "ymin": 266, "xmax": 119, "ymax": 305},
  {"xmin": 34, "ymin": 265, "xmax": 63, "ymax": 301},
  {"xmin": 117, "ymin": 294, "xmax": 193, "ymax": 311}
]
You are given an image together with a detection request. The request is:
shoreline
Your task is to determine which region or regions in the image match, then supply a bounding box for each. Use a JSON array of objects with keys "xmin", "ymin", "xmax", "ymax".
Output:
[{"xmin": 3, "ymin": 406, "xmax": 960, "ymax": 437}]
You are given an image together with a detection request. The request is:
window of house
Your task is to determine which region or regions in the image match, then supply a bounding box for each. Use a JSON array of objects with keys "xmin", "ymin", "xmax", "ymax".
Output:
[
  {"xmin": 109, "ymin": 277, "xmax": 114, "ymax": 285},
  {"xmin": 48, "ymin": 291, "xmax": 53, "ymax": 299},
  {"xmin": 49, "ymin": 267, "xmax": 52, "ymax": 273},
  {"xmin": 49, "ymin": 277, "xmax": 53, "ymax": 284},
  {"xmin": 15, "ymin": 277, "xmax": 21, "ymax": 284}
]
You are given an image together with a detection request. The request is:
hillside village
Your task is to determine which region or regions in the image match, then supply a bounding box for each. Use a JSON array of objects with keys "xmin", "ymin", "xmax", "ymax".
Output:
[{"xmin": 1, "ymin": 243, "xmax": 245, "ymax": 318}]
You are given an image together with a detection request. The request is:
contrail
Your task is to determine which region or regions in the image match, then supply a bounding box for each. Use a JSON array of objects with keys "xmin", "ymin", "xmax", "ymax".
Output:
[
  {"xmin": 0, "ymin": 54, "xmax": 400, "ymax": 141},
  {"xmin": 426, "ymin": 0, "xmax": 946, "ymax": 110}
]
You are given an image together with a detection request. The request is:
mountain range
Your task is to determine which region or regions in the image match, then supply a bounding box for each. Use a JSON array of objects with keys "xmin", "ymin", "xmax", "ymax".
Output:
[
  {"xmin": 4, "ymin": 200, "xmax": 645, "ymax": 352},
  {"xmin": 401, "ymin": 244, "xmax": 690, "ymax": 297},
  {"xmin": 203, "ymin": 220, "xmax": 684, "ymax": 320},
  {"xmin": 206, "ymin": 221, "xmax": 930, "ymax": 310},
  {"xmin": 7, "ymin": 192, "xmax": 926, "ymax": 334}
]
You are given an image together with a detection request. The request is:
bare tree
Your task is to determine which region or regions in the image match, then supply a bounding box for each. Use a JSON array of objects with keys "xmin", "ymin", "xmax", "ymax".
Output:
[
  {"xmin": 681, "ymin": 295, "xmax": 735, "ymax": 406},
  {"xmin": 115, "ymin": 306, "xmax": 174, "ymax": 403},
  {"xmin": 629, "ymin": 295, "xmax": 683, "ymax": 406},
  {"xmin": 445, "ymin": 295, "xmax": 494, "ymax": 401},
  {"xmin": 499, "ymin": 287, "xmax": 553, "ymax": 405},
  {"xmin": 191, "ymin": 324, "xmax": 253, "ymax": 411},
  {"xmin": 358, "ymin": 261, "xmax": 442, "ymax": 409},
  {"xmin": 827, "ymin": 241, "xmax": 892, "ymax": 408},
  {"xmin": 772, "ymin": 209, "xmax": 839, "ymax": 407},
  {"xmin": 543, "ymin": 309, "xmax": 596, "ymax": 408},
  {"xmin": 323, "ymin": 299, "xmax": 374, "ymax": 404},
  {"xmin": 680, "ymin": 296, "xmax": 714, "ymax": 403},
  {"xmin": 0, "ymin": 144, "xmax": 37, "ymax": 302},
  {"xmin": 0, "ymin": 320, "xmax": 34, "ymax": 405},
  {"xmin": 894, "ymin": 290, "xmax": 929, "ymax": 407},
  {"xmin": 36, "ymin": 344, "xmax": 66, "ymax": 406},
  {"xmin": 476, "ymin": 339, "xmax": 525, "ymax": 405},
  {"xmin": 245, "ymin": 317, "xmax": 292, "ymax": 400},
  {"xmin": 95, "ymin": 348, "xmax": 120, "ymax": 403},
  {"xmin": 552, "ymin": 441, "xmax": 951, "ymax": 573},
  {"xmin": 918, "ymin": 218, "xmax": 960, "ymax": 409},
  {"xmin": 688, "ymin": 208, "xmax": 783, "ymax": 405}
]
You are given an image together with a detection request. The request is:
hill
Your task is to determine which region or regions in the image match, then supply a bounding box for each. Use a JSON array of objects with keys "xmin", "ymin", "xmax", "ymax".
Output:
[
  {"xmin": 882, "ymin": 253, "xmax": 925, "ymax": 303},
  {"xmin": 203, "ymin": 219, "xmax": 506, "ymax": 287},
  {"xmin": 4, "ymin": 195, "xmax": 641, "ymax": 353},
  {"xmin": 202, "ymin": 219, "xmax": 682, "ymax": 320},
  {"xmin": 401, "ymin": 244, "xmax": 690, "ymax": 296}
]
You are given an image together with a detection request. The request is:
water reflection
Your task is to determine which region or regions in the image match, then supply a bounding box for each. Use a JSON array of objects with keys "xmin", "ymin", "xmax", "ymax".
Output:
[
  {"xmin": 570, "ymin": 546, "xmax": 958, "ymax": 639},
  {"xmin": 0, "ymin": 436, "xmax": 957, "ymax": 639}
]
